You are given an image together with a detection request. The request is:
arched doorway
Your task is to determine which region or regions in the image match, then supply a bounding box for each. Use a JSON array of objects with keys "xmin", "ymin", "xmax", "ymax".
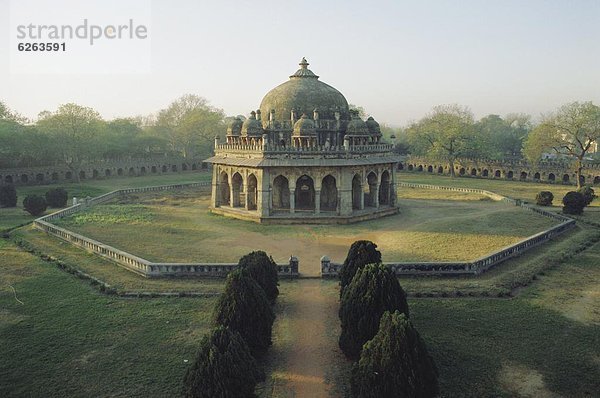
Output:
[
  {"xmin": 437, "ymin": 166, "xmax": 443, "ymax": 174},
  {"xmin": 594, "ymin": 176, "xmax": 600, "ymax": 185},
  {"xmin": 79, "ymin": 170, "xmax": 86, "ymax": 180},
  {"xmin": 427, "ymin": 165, "xmax": 433, "ymax": 173},
  {"xmin": 459, "ymin": 167, "xmax": 465, "ymax": 176},
  {"xmin": 220, "ymin": 172, "xmax": 230, "ymax": 206},
  {"xmin": 482, "ymin": 169, "xmax": 489, "ymax": 177},
  {"xmin": 562, "ymin": 174, "xmax": 570, "ymax": 183},
  {"xmin": 320, "ymin": 175, "xmax": 338, "ymax": 211},
  {"xmin": 352, "ymin": 174, "xmax": 362, "ymax": 210},
  {"xmin": 417, "ymin": 165, "xmax": 423, "ymax": 172},
  {"xmin": 548, "ymin": 173, "xmax": 555, "ymax": 182},
  {"xmin": 272, "ymin": 175, "xmax": 290, "ymax": 210},
  {"xmin": 247, "ymin": 174, "xmax": 257, "ymax": 210},
  {"xmin": 231, "ymin": 173, "xmax": 243, "ymax": 207},
  {"xmin": 495, "ymin": 170, "xmax": 501, "ymax": 178},
  {"xmin": 36, "ymin": 173, "xmax": 44, "ymax": 182},
  {"xmin": 105, "ymin": 169, "xmax": 111, "ymax": 177},
  {"xmin": 379, "ymin": 171, "xmax": 390, "ymax": 205},
  {"xmin": 367, "ymin": 172, "xmax": 378, "ymax": 207},
  {"xmin": 520, "ymin": 171, "xmax": 527, "ymax": 180},
  {"xmin": 471, "ymin": 168, "xmax": 477, "ymax": 176},
  {"xmin": 295, "ymin": 175, "xmax": 315, "ymax": 210},
  {"xmin": 507, "ymin": 171, "xmax": 514, "ymax": 179},
  {"xmin": 407, "ymin": 164, "xmax": 414, "ymax": 171},
  {"xmin": 534, "ymin": 172, "xmax": 540, "ymax": 180}
]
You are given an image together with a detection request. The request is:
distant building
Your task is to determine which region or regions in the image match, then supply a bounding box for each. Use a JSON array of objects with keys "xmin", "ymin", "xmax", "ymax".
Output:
[{"xmin": 205, "ymin": 58, "xmax": 400, "ymax": 223}]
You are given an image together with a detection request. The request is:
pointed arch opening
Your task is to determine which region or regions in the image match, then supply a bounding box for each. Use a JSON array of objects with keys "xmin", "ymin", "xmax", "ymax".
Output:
[
  {"xmin": 352, "ymin": 174, "xmax": 362, "ymax": 210},
  {"xmin": 366, "ymin": 172, "xmax": 378, "ymax": 207},
  {"xmin": 247, "ymin": 174, "xmax": 258, "ymax": 210},
  {"xmin": 220, "ymin": 172, "xmax": 230, "ymax": 206},
  {"xmin": 321, "ymin": 175, "xmax": 338, "ymax": 211},
  {"xmin": 272, "ymin": 175, "xmax": 290, "ymax": 210},
  {"xmin": 231, "ymin": 172, "xmax": 243, "ymax": 207},
  {"xmin": 295, "ymin": 175, "xmax": 315, "ymax": 210},
  {"xmin": 379, "ymin": 170, "xmax": 390, "ymax": 205}
]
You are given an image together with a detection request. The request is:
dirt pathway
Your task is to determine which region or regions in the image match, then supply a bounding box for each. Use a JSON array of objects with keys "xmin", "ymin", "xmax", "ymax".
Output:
[{"xmin": 266, "ymin": 279, "xmax": 349, "ymax": 397}]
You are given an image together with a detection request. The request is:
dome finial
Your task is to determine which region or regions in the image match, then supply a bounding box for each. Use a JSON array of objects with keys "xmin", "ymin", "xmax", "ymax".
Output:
[{"xmin": 299, "ymin": 57, "xmax": 309, "ymax": 69}]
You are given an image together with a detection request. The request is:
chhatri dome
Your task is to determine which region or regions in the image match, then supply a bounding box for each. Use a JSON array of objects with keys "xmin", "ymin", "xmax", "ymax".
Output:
[{"xmin": 207, "ymin": 58, "xmax": 400, "ymax": 224}]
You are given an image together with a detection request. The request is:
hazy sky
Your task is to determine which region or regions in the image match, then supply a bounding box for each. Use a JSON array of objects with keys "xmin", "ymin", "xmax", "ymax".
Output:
[{"xmin": 1, "ymin": 0, "xmax": 599, "ymax": 126}]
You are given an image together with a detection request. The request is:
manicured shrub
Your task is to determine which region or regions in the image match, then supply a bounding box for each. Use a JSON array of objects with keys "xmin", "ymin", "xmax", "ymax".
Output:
[
  {"xmin": 535, "ymin": 191, "xmax": 554, "ymax": 206},
  {"xmin": 351, "ymin": 311, "xmax": 439, "ymax": 398},
  {"xmin": 577, "ymin": 185, "xmax": 596, "ymax": 206},
  {"xmin": 0, "ymin": 185, "xmax": 17, "ymax": 207},
  {"xmin": 213, "ymin": 269, "xmax": 275, "ymax": 355},
  {"xmin": 339, "ymin": 263, "xmax": 409, "ymax": 360},
  {"xmin": 562, "ymin": 191, "xmax": 586, "ymax": 215},
  {"xmin": 237, "ymin": 250, "xmax": 279, "ymax": 303},
  {"xmin": 23, "ymin": 194, "xmax": 47, "ymax": 216},
  {"xmin": 338, "ymin": 240, "xmax": 382, "ymax": 296},
  {"xmin": 182, "ymin": 326, "xmax": 264, "ymax": 398},
  {"xmin": 45, "ymin": 188, "xmax": 68, "ymax": 207}
]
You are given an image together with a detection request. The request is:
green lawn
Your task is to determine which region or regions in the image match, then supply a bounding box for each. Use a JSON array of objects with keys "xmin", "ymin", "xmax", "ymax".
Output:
[
  {"xmin": 0, "ymin": 240, "xmax": 218, "ymax": 397},
  {"xmin": 0, "ymin": 172, "xmax": 210, "ymax": 231},
  {"xmin": 51, "ymin": 187, "xmax": 559, "ymax": 276}
]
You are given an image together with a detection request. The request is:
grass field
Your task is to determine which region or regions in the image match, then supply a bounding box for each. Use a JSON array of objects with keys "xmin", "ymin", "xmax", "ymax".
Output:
[
  {"xmin": 0, "ymin": 239, "xmax": 218, "ymax": 397},
  {"xmin": 0, "ymin": 172, "xmax": 210, "ymax": 231},
  {"xmin": 51, "ymin": 187, "xmax": 558, "ymax": 276},
  {"xmin": 1, "ymin": 174, "xmax": 599, "ymax": 397},
  {"xmin": 400, "ymin": 171, "xmax": 600, "ymax": 207}
]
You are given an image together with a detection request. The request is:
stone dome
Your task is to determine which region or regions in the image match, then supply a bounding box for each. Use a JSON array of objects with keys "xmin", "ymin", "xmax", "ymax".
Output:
[
  {"xmin": 293, "ymin": 114, "xmax": 316, "ymax": 136},
  {"xmin": 366, "ymin": 116, "xmax": 382, "ymax": 136},
  {"xmin": 241, "ymin": 111, "xmax": 263, "ymax": 137},
  {"xmin": 226, "ymin": 117, "xmax": 243, "ymax": 136},
  {"xmin": 345, "ymin": 113, "xmax": 370, "ymax": 136},
  {"xmin": 260, "ymin": 58, "xmax": 350, "ymax": 123}
]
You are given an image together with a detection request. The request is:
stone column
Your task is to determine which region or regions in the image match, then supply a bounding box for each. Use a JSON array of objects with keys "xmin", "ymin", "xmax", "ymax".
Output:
[
  {"xmin": 390, "ymin": 166, "xmax": 398, "ymax": 206},
  {"xmin": 244, "ymin": 180, "xmax": 249, "ymax": 210},
  {"xmin": 374, "ymin": 183, "xmax": 380, "ymax": 208},
  {"xmin": 211, "ymin": 166, "xmax": 219, "ymax": 208},
  {"xmin": 257, "ymin": 171, "xmax": 270, "ymax": 217},
  {"xmin": 229, "ymin": 174, "xmax": 235, "ymax": 207},
  {"xmin": 315, "ymin": 190, "xmax": 321, "ymax": 214},
  {"xmin": 360, "ymin": 189, "xmax": 365, "ymax": 210},
  {"xmin": 289, "ymin": 185, "xmax": 295, "ymax": 214}
]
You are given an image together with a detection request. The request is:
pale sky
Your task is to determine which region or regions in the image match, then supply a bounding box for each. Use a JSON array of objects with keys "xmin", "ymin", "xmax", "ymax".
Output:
[{"xmin": 1, "ymin": 0, "xmax": 599, "ymax": 126}]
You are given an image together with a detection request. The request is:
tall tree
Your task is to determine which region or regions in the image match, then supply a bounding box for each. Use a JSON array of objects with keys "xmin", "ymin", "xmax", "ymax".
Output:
[
  {"xmin": 36, "ymin": 103, "xmax": 105, "ymax": 181},
  {"xmin": 351, "ymin": 311, "xmax": 439, "ymax": 398},
  {"xmin": 213, "ymin": 269, "xmax": 275, "ymax": 355},
  {"xmin": 339, "ymin": 263, "xmax": 409, "ymax": 360},
  {"xmin": 338, "ymin": 240, "xmax": 382, "ymax": 296},
  {"xmin": 476, "ymin": 114, "xmax": 531, "ymax": 160},
  {"xmin": 408, "ymin": 104, "xmax": 476, "ymax": 177},
  {"xmin": 155, "ymin": 94, "xmax": 225, "ymax": 159},
  {"xmin": 182, "ymin": 326, "xmax": 264, "ymax": 398},
  {"xmin": 524, "ymin": 101, "xmax": 600, "ymax": 188},
  {"xmin": 237, "ymin": 251, "xmax": 279, "ymax": 303}
]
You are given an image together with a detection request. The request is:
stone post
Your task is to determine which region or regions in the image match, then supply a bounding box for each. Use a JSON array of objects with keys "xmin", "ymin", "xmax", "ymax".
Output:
[
  {"xmin": 374, "ymin": 183, "xmax": 380, "ymax": 208},
  {"xmin": 315, "ymin": 190, "xmax": 321, "ymax": 214},
  {"xmin": 320, "ymin": 255, "xmax": 330, "ymax": 276},
  {"xmin": 289, "ymin": 256, "xmax": 299, "ymax": 275},
  {"xmin": 243, "ymin": 180, "xmax": 249, "ymax": 210}
]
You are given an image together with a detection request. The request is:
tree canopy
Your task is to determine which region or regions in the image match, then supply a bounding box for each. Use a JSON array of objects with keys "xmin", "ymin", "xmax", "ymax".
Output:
[
  {"xmin": 339, "ymin": 263, "xmax": 409, "ymax": 360},
  {"xmin": 407, "ymin": 104, "xmax": 476, "ymax": 177},
  {"xmin": 351, "ymin": 311, "xmax": 439, "ymax": 398},
  {"xmin": 213, "ymin": 269, "xmax": 275, "ymax": 355},
  {"xmin": 338, "ymin": 240, "xmax": 382, "ymax": 296},
  {"xmin": 524, "ymin": 101, "xmax": 600, "ymax": 187},
  {"xmin": 237, "ymin": 251, "xmax": 279, "ymax": 303},
  {"xmin": 182, "ymin": 326, "xmax": 264, "ymax": 398}
]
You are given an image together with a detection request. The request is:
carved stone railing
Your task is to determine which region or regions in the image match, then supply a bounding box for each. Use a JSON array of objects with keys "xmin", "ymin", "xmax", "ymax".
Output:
[
  {"xmin": 321, "ymin": 183, "xmax": 575, "ymax": 277},
  {"xmin": 33, "ymin": 182, "xmax": 299, "ymax": 279}
]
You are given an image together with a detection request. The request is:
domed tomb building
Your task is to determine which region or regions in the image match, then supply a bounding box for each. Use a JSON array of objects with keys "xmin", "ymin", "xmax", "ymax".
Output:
[{"xmin": 205, "ymin": 58, "xmax": 400, "ymax": 223}]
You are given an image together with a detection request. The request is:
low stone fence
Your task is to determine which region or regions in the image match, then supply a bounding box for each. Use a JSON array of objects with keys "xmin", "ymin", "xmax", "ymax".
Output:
[
  {"xmin": 33, "ymin": 182, "xmax": 299, "ymax": 279},
  {"xmin": 321, "ymin": 183, "xmax": 576, "ymax": 277}
]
